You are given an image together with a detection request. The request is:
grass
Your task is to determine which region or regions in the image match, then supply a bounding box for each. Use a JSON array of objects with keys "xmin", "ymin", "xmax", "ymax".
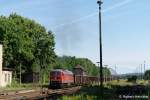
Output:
[
  {"xmin": 0, "ymin": 78, "xmax": 49, "ymax": 92},
  {"xmin": 0, "ymin": 83, "xmax": 40, "ymax": 92},
  {"xmin": 60, "ymin": 79, "xmax": 150, "ymax": 100},
  {"xmin": 60, "ymin": 85, "xmax": 114, "ymax": 100},
  {"xmin": 62, "ymin": 94, "xmax": 97, "ymax": 100},
  {"xmin": 107, "ymin": 79, "xmax": 133, "ymax": 86},
  {"xmin": 106, "ymin": 79, "xmax": 149, "ymax": 86},
  {"xmin": 137, "ymin": 79, "xmax": 149, "ymax": 85}
]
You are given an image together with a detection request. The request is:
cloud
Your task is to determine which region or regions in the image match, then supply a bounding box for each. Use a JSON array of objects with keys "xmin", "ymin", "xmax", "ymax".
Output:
[{"xmin": 52, "ymin": 0, "xmax": 134, "ymax": 30}]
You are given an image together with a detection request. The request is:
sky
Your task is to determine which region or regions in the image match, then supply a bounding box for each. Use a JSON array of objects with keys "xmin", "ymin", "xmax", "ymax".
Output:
[{"xmin": 0, "ymin": 0, "xmax": 150, "ymax": 74}]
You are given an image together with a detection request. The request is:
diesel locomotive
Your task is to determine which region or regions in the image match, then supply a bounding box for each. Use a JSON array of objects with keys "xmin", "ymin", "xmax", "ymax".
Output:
[
  {"xmin": 50, "ymin": 69, "xmax": 74, "ymax": 88},
  {"xmin": 49, "ymin": 68, "xmax": 100, "ymax": 88}
]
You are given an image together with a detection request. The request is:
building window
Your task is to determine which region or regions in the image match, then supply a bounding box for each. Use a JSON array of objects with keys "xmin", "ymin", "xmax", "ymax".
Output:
[
  {"xmin": 5, "ymin": 73, "xmax": 7, "ymax": 82},
  {"xmin": 8, "ymin": 74, "xmax": 10, "ymax": 83}
]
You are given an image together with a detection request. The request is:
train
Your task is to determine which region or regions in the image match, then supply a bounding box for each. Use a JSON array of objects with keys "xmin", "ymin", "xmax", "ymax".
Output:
[
  {"xmin": 49, "ymin": 69, "xmax": 100, "ymax": 88},
  {"xmin": 50, "ymin": 69, "xmax": 74, "ymax": 88}
]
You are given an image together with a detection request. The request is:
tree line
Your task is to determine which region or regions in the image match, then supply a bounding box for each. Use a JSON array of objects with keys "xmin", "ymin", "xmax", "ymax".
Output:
[
  {"xmin": 54, "ymin": 56, "xmax": 110, "ymax": 76},
  {"xmin": 0, "ymin": 14, "xmax": 111, "ymax": 83}
]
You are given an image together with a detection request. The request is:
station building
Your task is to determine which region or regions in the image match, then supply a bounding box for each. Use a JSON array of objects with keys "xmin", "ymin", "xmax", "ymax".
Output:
[
  {"xmin": 0, "ymin": 44, "xmax": 13, "ymax": 87},
  {"xmin": 73, "ymin": 65, "xmax": 86, "ymax": 76}
]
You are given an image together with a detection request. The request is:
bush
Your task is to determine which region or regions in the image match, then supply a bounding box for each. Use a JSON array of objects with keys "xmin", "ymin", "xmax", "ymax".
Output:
[{"xmin": 127, "ymin": 76, "xmax": 137, "ymax": 83}]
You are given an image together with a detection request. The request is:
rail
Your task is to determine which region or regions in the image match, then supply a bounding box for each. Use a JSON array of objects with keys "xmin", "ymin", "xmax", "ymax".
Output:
[{"xmin": 0, "ymin": 86, "xmax": 81, "ymax": 100}]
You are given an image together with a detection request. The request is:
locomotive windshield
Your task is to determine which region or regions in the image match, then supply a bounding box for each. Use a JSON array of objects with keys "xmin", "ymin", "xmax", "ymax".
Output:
[{"xmin": 50, "ymin": 71, "xmax": 61, "ymax": 76}]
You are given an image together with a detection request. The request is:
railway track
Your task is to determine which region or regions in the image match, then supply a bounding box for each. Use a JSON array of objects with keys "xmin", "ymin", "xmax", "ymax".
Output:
[{"xmin": 0, "ymin": 86, "xmax": 81, "ymax": 100}]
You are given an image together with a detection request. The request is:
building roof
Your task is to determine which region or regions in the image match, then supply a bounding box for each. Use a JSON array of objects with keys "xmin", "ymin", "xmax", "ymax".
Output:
[
  {"xmin": 73, "ymin": 65, "xmax": 86, "ymax": 72},
  {"xmin": 3, "ymin": 67, "xmax": 14, "ymax": 71}
]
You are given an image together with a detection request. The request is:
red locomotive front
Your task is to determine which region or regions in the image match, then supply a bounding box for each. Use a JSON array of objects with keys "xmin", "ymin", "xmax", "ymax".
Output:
[{"xmin": 49, "ymin": 69, "xmax": 74, "ymax": 88}]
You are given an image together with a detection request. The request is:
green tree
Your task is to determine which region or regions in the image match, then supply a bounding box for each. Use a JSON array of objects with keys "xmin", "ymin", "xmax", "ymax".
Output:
[
  {"xmin": 53, "ymin": 56, "xmax": 111, "ymax": 76},
  {"xmin": 0, "ymin": 13, "xmax": 56, "ymax": 83},
  {"xmin": 103, "ymin": 67, "xmax": 111, "ymax": 78},
  {"xmin": 144, "ymin": 70, "xmax": 150, "ymax": 80}
]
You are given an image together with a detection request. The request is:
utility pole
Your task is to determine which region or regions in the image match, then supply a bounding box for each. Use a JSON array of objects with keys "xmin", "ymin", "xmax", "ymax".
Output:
[
  {"xmin": 138, "ymin": 64, "xmax": 141, "ymax": 80},
  {"xmin": 141, "ymin": 64, "xmax": 143, "ymax": 80},
  {"xmin": 97, "ymin": 0, "xmax": 103, "ymax": 98},
  {"xmin": 143, "ymin": 61, "xmax": 146, "ymax": 80},
  {"xmin": 137, "ymin": 65, "xmax": 140, "ymax": 80},
  {"xmin": 115, "ymin": 65, "xmax": 117, "ymax": 80},
  {"xmin": 144, "ymin": 61, "xmax": 146, "ymax": 73}
]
